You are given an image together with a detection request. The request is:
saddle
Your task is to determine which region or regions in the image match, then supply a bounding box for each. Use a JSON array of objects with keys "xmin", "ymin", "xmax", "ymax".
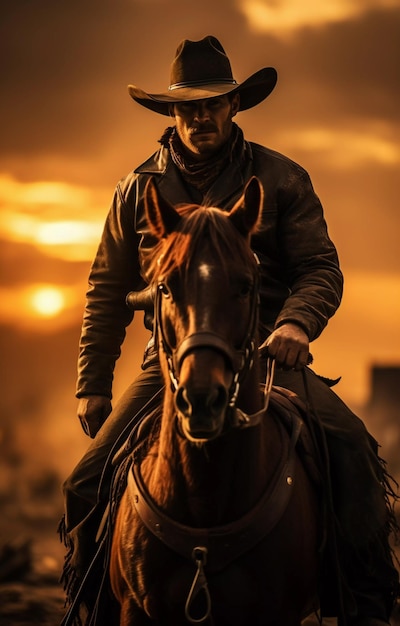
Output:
[{"xmin": 268, "ymin": 385, "xmax": 323, "ymax": 488}]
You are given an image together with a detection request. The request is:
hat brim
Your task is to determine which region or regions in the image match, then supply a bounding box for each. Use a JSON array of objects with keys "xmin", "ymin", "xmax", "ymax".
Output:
[{"xmin": 128, "ymin": 67, "xmax": 277, "ymax": 116}]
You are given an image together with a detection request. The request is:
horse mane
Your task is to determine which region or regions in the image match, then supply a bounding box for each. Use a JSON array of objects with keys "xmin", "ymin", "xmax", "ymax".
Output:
[{"xmin": 146, "ymin": 203, "xmax": 257, "ymax": 283}]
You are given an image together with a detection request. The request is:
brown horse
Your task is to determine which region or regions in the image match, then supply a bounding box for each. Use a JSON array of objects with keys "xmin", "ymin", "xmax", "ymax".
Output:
[{"xmin": 110, "ymin": 177, "xmax": 320, "ymax": 625}]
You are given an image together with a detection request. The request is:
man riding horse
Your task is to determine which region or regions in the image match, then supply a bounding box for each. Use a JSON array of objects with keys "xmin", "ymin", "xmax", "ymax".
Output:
[{"xmin": 61, "ymin": 36, "xmax": 399, "ymax": 624}]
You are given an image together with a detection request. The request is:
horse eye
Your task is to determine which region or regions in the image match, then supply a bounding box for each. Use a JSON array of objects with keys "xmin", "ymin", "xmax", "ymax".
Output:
[
  {"xmin": 159, "ymin": 283, "xmax": 171, "ymax": 298},
  {"xmin": 238, "ymin": 281, "xmax": 253, "ymax": 298}
]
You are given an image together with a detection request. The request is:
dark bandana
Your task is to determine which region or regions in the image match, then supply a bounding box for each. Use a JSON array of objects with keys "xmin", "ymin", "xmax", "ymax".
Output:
[{"xmin": 159, "ymin": 123, "xmax": 245, "ymax": 194}]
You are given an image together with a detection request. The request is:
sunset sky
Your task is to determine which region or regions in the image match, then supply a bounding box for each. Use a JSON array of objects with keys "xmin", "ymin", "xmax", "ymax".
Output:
[{"xmin": 1, "ymin": 0, "xmax": 400, "ymax": 478}]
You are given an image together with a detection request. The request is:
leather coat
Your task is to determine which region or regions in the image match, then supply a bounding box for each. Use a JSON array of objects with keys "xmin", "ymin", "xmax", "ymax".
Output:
[{"xmin": 77, "ymin": 138, "xmax": 343, "ymax": 399}]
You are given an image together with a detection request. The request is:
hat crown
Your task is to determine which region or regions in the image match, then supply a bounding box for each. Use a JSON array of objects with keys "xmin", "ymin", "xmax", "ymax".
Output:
[{"xmin": 169, "ymin": 36, "xmax": 236, "ymax": 89}]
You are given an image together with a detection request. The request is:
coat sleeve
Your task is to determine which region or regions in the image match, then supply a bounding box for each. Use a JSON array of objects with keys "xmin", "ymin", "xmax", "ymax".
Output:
[
  {"xmin": 76, "ymin": 178, "xmax": 143, "ymax": 399},
  {"xmin": 273, "ymin": 167, "xmax": 343, "ymax": 342}
]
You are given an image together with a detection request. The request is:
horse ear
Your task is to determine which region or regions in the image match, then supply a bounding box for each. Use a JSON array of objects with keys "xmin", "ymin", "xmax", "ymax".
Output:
[
  {"xmin": 144, "ymin": 177, "xmax": 181, "ymax": 239},
  {"xmin": 228, "ymin": 177, "xmax": 263, "ymax": 237}
]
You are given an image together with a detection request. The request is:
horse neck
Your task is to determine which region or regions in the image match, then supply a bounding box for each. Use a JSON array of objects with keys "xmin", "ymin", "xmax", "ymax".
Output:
[{"xmin": 141, "ymin": 365, "xmax": 281, "ymax": 527}]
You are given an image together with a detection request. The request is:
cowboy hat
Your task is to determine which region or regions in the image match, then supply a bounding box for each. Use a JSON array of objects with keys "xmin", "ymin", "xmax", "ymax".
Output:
[{"xmin": 128, "ymin": 35, "xmax": 277, "ymax": 116}]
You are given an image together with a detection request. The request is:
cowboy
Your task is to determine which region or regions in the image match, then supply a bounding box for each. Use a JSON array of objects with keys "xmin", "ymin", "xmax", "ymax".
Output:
[{"xmin": 61, "ymin": 36, "xmax": 399, "ymax": 624}]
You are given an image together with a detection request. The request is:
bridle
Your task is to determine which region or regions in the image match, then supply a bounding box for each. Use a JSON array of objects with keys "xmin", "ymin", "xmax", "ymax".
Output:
[
  {"xmin": 126, "ymin": 259, "xmax": 298, "ymax": 625},
  {"xmin": 154, "ymin": 252, "xmax": 262, "ymax": 414}
]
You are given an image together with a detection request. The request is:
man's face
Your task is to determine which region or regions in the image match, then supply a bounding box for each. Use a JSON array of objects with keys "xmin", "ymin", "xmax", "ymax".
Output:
[{"xmin": 171, "ymin": 94, "xmax": 240, "ymax": 161}]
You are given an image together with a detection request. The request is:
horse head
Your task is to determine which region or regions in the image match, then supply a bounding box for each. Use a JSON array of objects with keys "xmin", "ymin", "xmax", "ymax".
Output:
[{"xmin": 144, "ymin": 176, "xmax": 263, "ymax": 443}]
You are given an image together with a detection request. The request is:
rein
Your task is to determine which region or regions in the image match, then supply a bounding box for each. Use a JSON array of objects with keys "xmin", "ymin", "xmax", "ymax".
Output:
[{"xmin": 231, "ymin": 357, "xmax": 275, "ymax": 429}]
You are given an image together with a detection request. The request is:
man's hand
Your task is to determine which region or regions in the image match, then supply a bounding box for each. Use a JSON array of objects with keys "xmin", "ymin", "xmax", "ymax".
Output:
[
  {"xmin": 77, "ymin": 395, "xmax": 112, "ymax": 438},
  {"xmin": 260, "ymin": 322, "xmax": 310, "ymax": 370}
]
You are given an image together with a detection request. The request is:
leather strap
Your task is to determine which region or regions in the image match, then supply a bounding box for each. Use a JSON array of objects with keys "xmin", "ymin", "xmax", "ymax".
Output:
[{"xmin": 127, "ymin": 413, "xmax": 302, "ymax": 573}]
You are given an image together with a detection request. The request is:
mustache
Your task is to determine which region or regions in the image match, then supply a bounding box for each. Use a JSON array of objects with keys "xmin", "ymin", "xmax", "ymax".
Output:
[{"xmin": 188, "ymin": 124, "xmax": 217, "ymax": 135}]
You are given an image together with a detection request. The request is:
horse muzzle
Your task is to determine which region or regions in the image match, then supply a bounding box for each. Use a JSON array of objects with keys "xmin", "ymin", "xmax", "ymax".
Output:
[{"xmin": 175, "ymin": 383, "xmax": 229, "ymax": 443}]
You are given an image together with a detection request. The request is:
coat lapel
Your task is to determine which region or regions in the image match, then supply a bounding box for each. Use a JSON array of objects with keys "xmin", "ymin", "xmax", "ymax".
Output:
[{"xmin": 135, "ymin": 144, "xmax": 253, "ymax": 210}]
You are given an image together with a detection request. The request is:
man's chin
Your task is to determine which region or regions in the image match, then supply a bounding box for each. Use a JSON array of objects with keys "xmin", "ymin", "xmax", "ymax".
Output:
[{"xmin": 190, "ymin": 138, "xmax": 220, "ymax": 157}]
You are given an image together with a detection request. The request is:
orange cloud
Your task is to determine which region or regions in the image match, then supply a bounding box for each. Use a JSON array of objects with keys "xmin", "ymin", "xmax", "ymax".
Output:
[
  {"xmin": 0, "ymin": 174, "xmax": 106, "ymax": 261},
  {"xmin": 275, "ymin": 123, "xmax": 400, "ymax": 169},
  {"xmin": 237, "ymin": 0, "xmax": 398, "ymax": 36}
]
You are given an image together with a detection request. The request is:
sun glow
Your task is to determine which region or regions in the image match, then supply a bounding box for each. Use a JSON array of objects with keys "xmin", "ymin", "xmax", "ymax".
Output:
[
  {"xmin": 30, "ymin": 286, "xmax": 66, "ymax": 318},
  {"xmin": 0, "ymin": 283, "xmax": 82, "ymax": 330}
]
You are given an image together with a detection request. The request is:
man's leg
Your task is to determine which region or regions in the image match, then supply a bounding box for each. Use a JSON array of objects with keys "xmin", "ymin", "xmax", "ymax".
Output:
[
  {"xmin": 61, "ymin": 363, "xmax": 163, "ymax": 579},
  {"xmin": 273, "ymin": 366, "xmax": 399, "ymax": 625}
]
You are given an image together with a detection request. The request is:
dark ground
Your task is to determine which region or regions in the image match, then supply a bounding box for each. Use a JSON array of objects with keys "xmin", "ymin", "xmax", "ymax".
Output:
[{"xmin": 0, "ymin": 492, "xmax": 65, "ymax": 625}]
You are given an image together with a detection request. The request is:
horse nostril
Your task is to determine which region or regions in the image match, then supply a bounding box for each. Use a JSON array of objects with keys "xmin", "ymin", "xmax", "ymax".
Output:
[
  {"xmin": 175, "ymin": 386, "xmax": 191, "ymax": 417},
  {"xmin": 209, "ymin": 385, "xmax": 228, "ymax": 416},
  {"xmin": 175, "ymin": 384, "xmax": 228, "ymax": 420}
]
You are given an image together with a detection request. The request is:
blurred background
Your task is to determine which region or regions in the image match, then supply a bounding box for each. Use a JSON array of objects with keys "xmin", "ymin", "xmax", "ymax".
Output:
[{"xmin": 1, "ymin": 0, "xmax": 399, "ymax": 623}]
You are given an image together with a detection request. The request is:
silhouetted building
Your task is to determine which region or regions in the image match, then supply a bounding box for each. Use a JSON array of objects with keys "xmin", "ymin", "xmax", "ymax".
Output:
[
  {"xmin": 367, "ymin": 366, "xmax": 400, "ymax": 410},
  {"xmin": 363, "ymin": 365, "xmax": 400, "ymax": 482}
]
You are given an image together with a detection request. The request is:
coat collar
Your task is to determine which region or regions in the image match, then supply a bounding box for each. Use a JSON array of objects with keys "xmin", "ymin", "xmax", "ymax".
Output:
[{"xmin": 135, "ymin": 143, "xmax": 254, "ymax": 210}]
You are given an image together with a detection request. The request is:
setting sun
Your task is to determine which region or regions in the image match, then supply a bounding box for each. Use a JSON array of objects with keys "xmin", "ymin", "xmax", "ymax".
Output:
[
  {"xmin": 0, "ymin": 283, "xmax": 83, "ymax": 331},
  {"xmin": 30, "ymin": 286, "xmax": 66, "ymax": 318}
]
